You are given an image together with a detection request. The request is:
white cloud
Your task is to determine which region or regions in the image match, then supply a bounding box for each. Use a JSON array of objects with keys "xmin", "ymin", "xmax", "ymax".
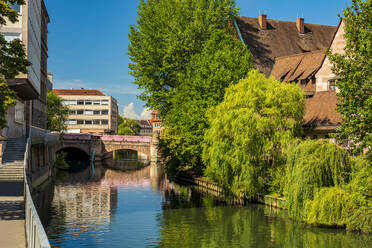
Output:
[
  {"xmin": 123, "ymin": 103, "xmax": 152, "ymax": 120},
  {"xmin": 140, "ymin": 108, "xmax": 152, "ymax": 119}
]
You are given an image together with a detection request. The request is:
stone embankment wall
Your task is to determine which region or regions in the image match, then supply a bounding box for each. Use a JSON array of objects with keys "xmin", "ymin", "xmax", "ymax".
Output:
[{"xmin": 174, "ymin": 175, "xmax": 286, "ymax": 208}]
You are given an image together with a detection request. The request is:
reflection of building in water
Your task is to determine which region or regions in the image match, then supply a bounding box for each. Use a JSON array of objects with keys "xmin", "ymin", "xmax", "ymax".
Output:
[{"xmin": 52, "ymin": 183, "xmax": 118, "ymax": 225}]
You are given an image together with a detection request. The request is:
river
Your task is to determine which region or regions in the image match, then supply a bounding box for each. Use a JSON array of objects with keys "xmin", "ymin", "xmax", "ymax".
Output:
[{"xmin": 35, "ymin": 164, "xmax": 372, "ymax": 248}]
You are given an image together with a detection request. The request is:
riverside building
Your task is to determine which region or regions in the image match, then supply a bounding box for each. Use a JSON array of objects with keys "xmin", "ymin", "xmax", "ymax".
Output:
[{"xmin": 53, "ymin": 89, "xmax": 118, "ymax": 134}]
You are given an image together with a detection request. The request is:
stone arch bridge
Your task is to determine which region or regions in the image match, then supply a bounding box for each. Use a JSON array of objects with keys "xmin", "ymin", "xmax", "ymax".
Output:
[{"xmin": 56, "ymin": 134, "xmax": 159, "ymax": 165}]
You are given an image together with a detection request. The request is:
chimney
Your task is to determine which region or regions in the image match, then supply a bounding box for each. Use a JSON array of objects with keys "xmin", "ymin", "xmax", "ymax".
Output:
[
  {"xmin": 258, "ymin": 14, "xmax": 267, "ymax": 29},
  {"xmin": 296, "ymin": 18, "xmax": 304, "ymax": 33}
]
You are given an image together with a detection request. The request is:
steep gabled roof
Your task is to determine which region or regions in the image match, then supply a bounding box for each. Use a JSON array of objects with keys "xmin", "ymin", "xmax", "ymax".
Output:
[
  {"xmin": 53, "ymin": 89, "xmax": 105, "ymax": 96},
  {"xmin": 271, "ymin": 50, "xmax": 326, "ymax": 82},
  {"xmin": 303, "ymin": 91, "xmax": 341, "ymax": 130},
  {"xmin": 235, "ymin": 16, "xmax": 337, "ymax": 76}
]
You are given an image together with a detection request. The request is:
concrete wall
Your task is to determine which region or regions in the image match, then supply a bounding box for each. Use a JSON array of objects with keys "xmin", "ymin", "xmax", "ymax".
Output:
[{"xmin": 315, "ymin": 21, "xmax": 346, "ymax": 93}]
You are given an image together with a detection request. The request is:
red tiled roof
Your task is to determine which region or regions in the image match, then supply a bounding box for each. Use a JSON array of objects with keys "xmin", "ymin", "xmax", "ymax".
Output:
[
  {"xmin": 235, "ymin": 16, "xmax": 337, "ymax": 76},
  {"xmin": 303, "ymin": 91, "xmax": 342, "ymax": 130},
  {"xmin": 53, "ymin": 89, "xmax": 105, "ymax": 96},
  {"xmin": 271, "ymin": 50, "xmax": 326, "ymax": 82}
]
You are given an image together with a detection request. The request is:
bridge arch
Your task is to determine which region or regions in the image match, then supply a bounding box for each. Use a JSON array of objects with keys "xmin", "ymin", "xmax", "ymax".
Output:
[
  {"xmin": 57, "ymin": 147, "xmax": 91, "ymax": 170},
  {"xmin": 113, "ymin": 149, "xmax": 149, "ymax": 161}
]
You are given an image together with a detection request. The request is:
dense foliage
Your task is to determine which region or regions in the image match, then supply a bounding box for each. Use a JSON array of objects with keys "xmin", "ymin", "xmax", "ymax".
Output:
[
  {"xmin": 0, "ymin": 0, "xmax": 30, "ymax": 130},
  {"xmin": 203, "ymin": 70, "xmax": 304, "ymax": 199},
  {"xmin": 284, "ymin": 140, "xmax": 371, "ymax": 233},
  {"xmin": 118, "ymin": 117, "xmax": 141, "ymax": 136},
  {"xmin": 327, "ymin": 0, "xmax": 372, "ymax": 153},
  {"xmin": 160, "ymin": 29, "xmax": 253, "ymax": 173},
  {"xmin": 284, "ymin": 140, "xmax": 351, "ymax": 219},
  {"xmin": 46, "ymin": 91, "xmax": 69, "ymax": 132},
  {"xmin": 129, "ymin": 0, "xmax": 253, "ymax": 172}
]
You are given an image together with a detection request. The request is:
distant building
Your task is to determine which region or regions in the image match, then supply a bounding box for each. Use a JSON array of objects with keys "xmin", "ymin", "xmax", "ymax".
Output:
[
  {"xmin": 150, "ymin": 110, "xmax": 162, "ymax": 137},
  {"xmin": 53, "ymin": 89, "xmax": 118, "ymax": 134},
  {"xmin": 137, "ymin": 120, "xmax": 152, "ymax": 136}
]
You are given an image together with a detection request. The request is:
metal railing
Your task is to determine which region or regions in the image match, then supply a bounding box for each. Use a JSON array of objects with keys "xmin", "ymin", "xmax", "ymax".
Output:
[{"xmin": 24, "ymin": 129, "xmax": 51, "ymax": 248}]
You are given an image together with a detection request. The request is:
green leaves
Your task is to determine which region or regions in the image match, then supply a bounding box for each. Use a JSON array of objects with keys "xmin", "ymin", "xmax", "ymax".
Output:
[
  {"xmin": 46, "ymin": 91, "xmax": 69, "ymax": 132},
  {"xmin": 129, "ymin": 0, "xmax": 252, "ymax": 173},
  {"xmin": 203, "ymin": 70, "xmax": 304, "ymax": 198},
  {"xmin": 327, "ymin": 0, "xmax": 372, "ymax": 153},
  {"xmin": 0, "ymin": 80, "xmax": 17, "ymax": 129},
  {"xmin": 118, "ymin": 117, "xmax": 141, "ymax": 136}
]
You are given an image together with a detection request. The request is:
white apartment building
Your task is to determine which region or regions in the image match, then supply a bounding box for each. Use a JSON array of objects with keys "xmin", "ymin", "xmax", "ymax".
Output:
[{"xmin": 53, "ymin": 89, "xmax": 118, "ymax": 134}]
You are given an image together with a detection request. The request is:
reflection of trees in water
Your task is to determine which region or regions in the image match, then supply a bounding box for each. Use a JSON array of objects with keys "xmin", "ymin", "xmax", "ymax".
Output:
[{"xmin": 156, "ymin": 203, "xmax": 372, "ymax": 248}]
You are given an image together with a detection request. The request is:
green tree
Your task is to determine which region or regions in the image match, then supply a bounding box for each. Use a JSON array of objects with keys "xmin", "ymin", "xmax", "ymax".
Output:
[
  {"xmin": 118, "ymin": 117, "xmax": 141, "ymax": 136},
  {"xmin": 129, "ymin": 0, "xmax": 240, "ymax": 112},
  {"xmin": 129, "ymin": 0, "xmax": 253, "ymax": 173},
  {"xmin": 160, "ymin": 29, "xmax": 253, "ymax": 174},
  {"xmin": 0, "ymin": 0, "xmax": 30, "ymax": 130},
  {"xmin": 46, "ymin": 90, "xmax": 68, "ymax": 132},
  {"xmin": 284, "ymin": 139, "xmax": 351, "ymax": 220},
  {"xmin": 203, "ymin": 70, "xmax": 304, "ymax": 199},
  {"xmin": 327, "ymin": 0, "xmax": 372, "ymax": 153}
]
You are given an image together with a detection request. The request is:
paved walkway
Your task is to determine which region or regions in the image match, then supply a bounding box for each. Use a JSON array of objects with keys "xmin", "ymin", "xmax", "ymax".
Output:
[{"xmin": 0, "ymin": 186, "xmax": 26, "ymax": 248}]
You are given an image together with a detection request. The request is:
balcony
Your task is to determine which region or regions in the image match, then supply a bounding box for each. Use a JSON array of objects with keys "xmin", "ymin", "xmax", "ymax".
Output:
[{"xmin": 6, "ymin": 77, "xmax": 39, "ymax": 100}]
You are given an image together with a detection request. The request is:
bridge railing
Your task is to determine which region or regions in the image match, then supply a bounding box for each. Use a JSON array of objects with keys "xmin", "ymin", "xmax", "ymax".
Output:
[{"xmin": 24, "ymin": 129, "xmax": 51, "ymax": 248}]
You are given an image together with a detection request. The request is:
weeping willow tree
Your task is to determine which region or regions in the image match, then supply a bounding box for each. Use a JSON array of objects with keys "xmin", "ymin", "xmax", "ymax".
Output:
[
  {"xmin": 284, "ymin": 139, "xmax": 351, "ymax": 220},
  {"xmin": 203, "ymin": 70, "xmax": 304, "ymax": 199}
]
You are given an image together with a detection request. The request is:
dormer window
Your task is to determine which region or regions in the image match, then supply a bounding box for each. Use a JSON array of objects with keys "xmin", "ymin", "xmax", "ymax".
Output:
[{"xmin": 328, "ymin": 79, "xmax": 337, "ymax": 91}]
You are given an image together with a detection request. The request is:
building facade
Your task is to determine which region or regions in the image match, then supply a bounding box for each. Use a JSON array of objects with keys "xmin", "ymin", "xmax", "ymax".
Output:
[
  {"xmin": 53, "ymin": 89, "xmax": 118, "ymax": 134},
  {"xmin": 137, "ymin": 120, "xmax": 152, "ymax": 136}
]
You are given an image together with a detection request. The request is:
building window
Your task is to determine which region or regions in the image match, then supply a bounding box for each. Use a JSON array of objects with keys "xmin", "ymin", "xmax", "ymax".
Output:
[
  {"xmin": 85, "ymin": 110, "xmax": 94, "ymax": 115},
  {"xmin": 101, "ymin": 110, "xmax": 108, "ymax": 115},
  {"xmin": 328, "ymin": 79, "xmax": 337, "ymax": 91},
  {"xmin": 77, "ymin": 110, "xmax": 84, "ymax": 115},
  {"xmin": 69, "ymin": 110, "xmax": 76, "ymax": 115},
  {"xmin": 93, "ymin": 120, "xmax": 100, "ymax": 125},
  {"xmin": 63, "ymin": 100, "xmax": 77, "ymax": 105},
  {"xmin": 77, "ymin": 100, "xmax": 84, "ymax": 105},
  {"xmin": 300, "ymin": 79, "xmax": 308, "ymax": 86},
  {"xmin": 101, "ymin": 120, "xmax": 108, "ymax": 125},
  {"xmin": 77, "ymin": 120, "xmax": 84, "ymax": 125},
  {"xmin": 15, "ymin": 101, "xmax": 24, "ymax": 124},
  {"xmin": 101, "ymin": 100, "xmax": 109, "ymax": 105},
  {"xmin": 94, "ymin": 110, "xmax": 101, "ymax": 115},
  {"xmin": 85, "ymin": 120, "xmax": 92, "ymax": 125},
  {"xmin": 67, "ymin": 120, "xmax": 77, "ymax": 125},
  {"xmin": 93, "ymin": 100, "xmax": 101, "ymax": 105},
  {"xmin": 2, "ymin": 32, "xmax": 21, "ymax": 42},
  {"xmin": 85, "ymin": 100, "xmax": 92, "ymax": 105}
]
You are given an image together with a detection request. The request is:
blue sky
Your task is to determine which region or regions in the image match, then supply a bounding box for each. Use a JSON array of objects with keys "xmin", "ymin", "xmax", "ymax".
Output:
[{"xmin": 44, "ymin": 0, "xmax": 350, "ymax": 119}]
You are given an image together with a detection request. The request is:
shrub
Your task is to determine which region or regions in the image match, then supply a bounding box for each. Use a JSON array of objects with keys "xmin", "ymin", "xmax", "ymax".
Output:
[{"xmin": 284, "ymin": 139, "xmax": 351, "ymax": 219}]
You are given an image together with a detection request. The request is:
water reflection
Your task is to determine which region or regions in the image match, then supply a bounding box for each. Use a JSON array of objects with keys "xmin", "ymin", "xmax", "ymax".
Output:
[{"xmin": 38, "ymin": 165, "xmax": 372, "ymax": 248}]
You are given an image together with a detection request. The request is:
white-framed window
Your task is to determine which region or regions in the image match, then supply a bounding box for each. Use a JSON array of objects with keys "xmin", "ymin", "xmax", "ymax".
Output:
[
  {"xmin": 101, "ymin": 100, "xmax": 109, "ymax": 105},
  {"xmin": 328, "ymin": 79, "xmax": 337, "ymax": 91},
  {"xmin": 84, "ymin": 110, "xmax": 94, "ymax": 115},
  {"xmin": 14, "ymin": 101, "xmax": 24, "ymax": 124},
  {"xmin": 2, "ymin": 32, "xmax": 21, "ymax": 42},
  {"xmin": 67, "ymin": 120, "xmax": 77, "ymax": 125},
  {"xmin": 63, "ymin": 100, "xmax": 77, "ymax": 105},
  {"xmin": 85, "ymin": 100, "xmax": 92, "ymax": 105},
  {"xmin": 101, "ymin": 110, "xmax": 108, "ymax": 115},
  {"xmin": 93, "ymin": 100, "xmax": 101, "ymax": 105}
]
